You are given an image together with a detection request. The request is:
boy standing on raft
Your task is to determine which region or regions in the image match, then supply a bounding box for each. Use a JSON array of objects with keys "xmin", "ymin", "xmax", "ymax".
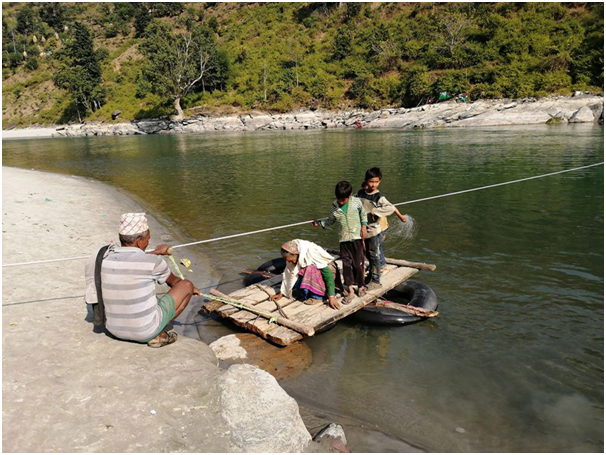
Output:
[
  {"xmin": 357, "ymin": 167, "xmax": 407, "ymax": 288},
  {"xmin": 313, "ymin": 181, "xmax": 368, "ymax": 303}
]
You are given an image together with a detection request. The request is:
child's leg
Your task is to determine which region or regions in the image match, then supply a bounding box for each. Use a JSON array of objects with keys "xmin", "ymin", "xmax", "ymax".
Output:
[
  {"xmin": 352, "ymin": 239, "xmax": 366, "ymax": 288},
  {"xmin": 379, "ymin": 232, "xmax": 387, "ymax": 268},
  {"xmin": 340, "ymin": 241, "xmax": 358, "ymax": 303},
  {"xmin": 339, "ymin": 241, "xmax": 355, "ymax": 287},
  {"xmin": 366, "ymin": 235, "xmax": 382, "ymax": 284}
]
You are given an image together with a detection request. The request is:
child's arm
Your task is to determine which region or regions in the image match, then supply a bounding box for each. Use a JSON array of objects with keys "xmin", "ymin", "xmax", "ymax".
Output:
[
  {"xmin": 358, "ymin": 200, "xmax": 369, "ymax": 239},
  {"xmin": 371, "ymin": 196, "xmax": 396, "ymax": 218},
  {"xmin": 394, "ymin": 207, "xmax": 407, "ymax": 222},
  {"xmin": 313, "ymin": 210, "xmax": 336, "ymax": 229}
]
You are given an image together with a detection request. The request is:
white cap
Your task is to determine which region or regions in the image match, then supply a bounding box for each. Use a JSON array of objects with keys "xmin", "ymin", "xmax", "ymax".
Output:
[{"xmin": 119, "ymin": 213, "xmax": 149, "ymax": 236}]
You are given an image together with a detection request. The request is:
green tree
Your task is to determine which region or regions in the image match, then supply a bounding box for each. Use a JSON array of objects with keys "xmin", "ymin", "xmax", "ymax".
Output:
[
  {"xmin": 53, "ymin": 22, "xmax": 105, "ymax": 121},
  {"xmin": 139, "ymin": 21, "xmax": 222, "ymax": 118},
  {"xmin": 39, "ymin": 3, "xmax": 67, "ymax": 31},
  {"xmin": 133, "ymin": 4, "xmax": 152, "ymax": 37}
]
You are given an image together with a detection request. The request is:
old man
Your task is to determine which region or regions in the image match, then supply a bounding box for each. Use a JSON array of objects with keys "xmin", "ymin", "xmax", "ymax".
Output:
[{"xmin": 85, "ymin": 213, "xmax": 199, "ymax": 347}]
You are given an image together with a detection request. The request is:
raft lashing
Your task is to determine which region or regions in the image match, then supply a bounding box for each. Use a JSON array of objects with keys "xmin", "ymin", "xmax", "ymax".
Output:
[{"xmin": 202, "ymin": 249, "xmax": 438, "ymax": 346}]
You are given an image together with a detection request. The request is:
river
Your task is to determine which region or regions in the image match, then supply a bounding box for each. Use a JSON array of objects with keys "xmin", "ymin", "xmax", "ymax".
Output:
[{"xmin": 3, "ymin": 124, "xmax": 603, "ymax": 452}]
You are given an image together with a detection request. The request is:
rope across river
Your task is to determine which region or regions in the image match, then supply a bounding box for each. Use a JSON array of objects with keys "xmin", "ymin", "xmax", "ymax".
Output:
[{"xmin": 3, "ymin": 162, "xmax": 603, "ymax": 268}]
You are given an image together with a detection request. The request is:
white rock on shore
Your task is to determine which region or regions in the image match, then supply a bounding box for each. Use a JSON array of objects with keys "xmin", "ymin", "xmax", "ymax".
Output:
[
  {"xmin": 210, "ymin": 334, "xmax": 248, "ymax": 360},
  {"xmin": 219, "ymin": 364, "xmax": 312, "ymax": 452},
  {"xmin": 3, "ymin": 95, "xmax": 601, "ymax": 140}
]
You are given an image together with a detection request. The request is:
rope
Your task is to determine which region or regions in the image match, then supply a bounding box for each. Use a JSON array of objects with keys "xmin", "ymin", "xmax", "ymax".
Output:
[
  {"xmin": 3, "ymin": 162, "xmax": 602, "ymax": 268},
  {"xmin": 393, "ymin": 162, "xmax": 604, "ymax": 208}
]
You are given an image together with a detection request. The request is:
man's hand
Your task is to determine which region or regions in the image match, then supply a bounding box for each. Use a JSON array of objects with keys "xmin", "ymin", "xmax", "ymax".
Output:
[
  {"xmin": 328, "ymin": 295, "xmax": 340, "ymax": 310},
  {"xmin": 151, "ymin": 244, "xmax": 172, "ymax": 255},
  {"xmin": 361, "ymin": 225, "xmax": 368, "ymax": 240},
  {"xmin": 270, "ymin": 292, "xmax": 283, "ymax": 302},
  {"xmin": 312, "ymin": 220, "xmax": 319, "ymax": 227},
  {"xmin": 193, "ymin": 286, "xmax": 201, "ymax": 296},
  {"xmin": 398, "ymin": 214, "xmax": 407, "ymax": 223}
]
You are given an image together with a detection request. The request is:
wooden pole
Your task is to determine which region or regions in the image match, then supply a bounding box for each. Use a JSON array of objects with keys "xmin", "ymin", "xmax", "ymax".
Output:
[
  {"xmin": 327, "ymin": 248, "xmax": 436, "ymax": 271},
  {"xmin": 373, "ymin": 300, "xmax": 439, "ymax": 317},
  {"xmin": 383, "ymin": 258, "xmax": 437, "ymax": 272},
  {"xmin": 209, "ymin": 289, "xmax": 314, "ymax": 336},
  {"xmin": 254, "ymin": 284, "xmax": 290, "ymax": 319}
]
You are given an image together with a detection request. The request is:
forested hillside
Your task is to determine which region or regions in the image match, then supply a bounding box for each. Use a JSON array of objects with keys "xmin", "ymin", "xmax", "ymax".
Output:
[{"xmin": 2, "ymin": 2, "xmax": 603, "ymax": 126}]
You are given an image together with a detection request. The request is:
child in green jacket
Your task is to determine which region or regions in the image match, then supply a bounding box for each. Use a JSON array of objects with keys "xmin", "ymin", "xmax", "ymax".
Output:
[{"xmin": 313, "ymin": 181, "xmax": 368, "ymax": 303}]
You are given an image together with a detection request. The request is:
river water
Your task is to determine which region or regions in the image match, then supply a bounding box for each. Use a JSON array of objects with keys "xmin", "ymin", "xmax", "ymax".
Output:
[{"xmin": 3, "ymin": 124, "xmax": 603, "ymax": 452}]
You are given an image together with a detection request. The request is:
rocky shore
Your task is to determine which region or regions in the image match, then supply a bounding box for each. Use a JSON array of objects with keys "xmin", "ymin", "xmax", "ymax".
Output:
[
  {"xmin": 17, "ymin": 94, "xmax": 600, "ymax": 139},
  {"xmin": 1, "ymin": 167, "xmax": 335, "ymax": 453}
]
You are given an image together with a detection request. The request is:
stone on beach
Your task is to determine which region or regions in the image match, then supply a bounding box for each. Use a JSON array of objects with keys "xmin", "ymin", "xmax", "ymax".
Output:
[
  {"xmin": 210, "ymin": 334, "xmax": 248, "ymax": 360},
  {"xmin": 219, "ymin": 364, "xmax": 312, "ymax": 452},
  {"xmin": 569, "ymin": 105, "xmax": 598, "ymax": 123}
]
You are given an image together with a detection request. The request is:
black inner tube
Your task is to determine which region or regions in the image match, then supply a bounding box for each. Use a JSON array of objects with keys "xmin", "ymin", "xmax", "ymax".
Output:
[{"xmin": 354, "ymin": 280, "xmax": 438, "ymax": 325}]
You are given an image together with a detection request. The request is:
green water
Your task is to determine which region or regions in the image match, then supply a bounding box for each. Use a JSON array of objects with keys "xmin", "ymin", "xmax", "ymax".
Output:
[{"xmin": 3, "ymin": 124, "xmax": 604, "ymax": 452}]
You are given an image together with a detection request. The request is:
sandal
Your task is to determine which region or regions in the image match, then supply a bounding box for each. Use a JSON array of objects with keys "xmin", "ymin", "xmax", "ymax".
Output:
[
  {"xmin": 147, "ymin": 330, "xmax": 178, "ymax": 348},
  {"xmin": 358, "ymin": 286, "xmax": 368, "ymax": 297},
  {"xmin": 343, "ymin": 294, "xmax": 355, "ymax": 304}
]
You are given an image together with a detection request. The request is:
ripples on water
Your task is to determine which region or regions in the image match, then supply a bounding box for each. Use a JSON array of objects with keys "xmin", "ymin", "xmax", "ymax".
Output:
[{"xmin": 3, "ymin": 124, "xmax": 603, "ymax": 452}]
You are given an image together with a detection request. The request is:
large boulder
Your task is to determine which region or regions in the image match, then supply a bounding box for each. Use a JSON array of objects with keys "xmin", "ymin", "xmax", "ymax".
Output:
[
  {"xmin": 219, "ymin": 364, "xmax": 311, "ymax": 452},
  {"xmin": 587, "ymin": 103, "xmax": 604, "ymax": 121},
  {"xmin": 294, "ymin": 111, "xmax": 318, "ymax": 124},
  {"xmin": 569, "ymin": 105, "xmax": 597, "ymax": 123},
  {"xmin": 242, "ymin": 114, "xmax": 274, "ymax": 130}
]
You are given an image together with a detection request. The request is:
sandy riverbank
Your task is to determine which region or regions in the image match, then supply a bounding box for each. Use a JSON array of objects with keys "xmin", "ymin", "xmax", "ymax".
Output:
[
  {"xmin": 2, "ymin": 94, "xmax": 602, "ymax": 140},
  {"xmin": 1, "ymin": 166, "xmax": 326, "ymax": 452}
]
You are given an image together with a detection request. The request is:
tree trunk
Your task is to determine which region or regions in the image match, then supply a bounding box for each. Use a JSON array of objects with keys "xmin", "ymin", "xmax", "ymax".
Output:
[{"xmin": 173, "ymin": 97, "xmax": 184, "ymax": 119}]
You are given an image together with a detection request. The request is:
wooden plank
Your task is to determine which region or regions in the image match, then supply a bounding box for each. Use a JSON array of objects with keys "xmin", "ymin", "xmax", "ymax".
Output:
[
  {"xmin": 311, "ymin": 266, "xmax": 419, "ymax": 332},
  {"xmin": 229, "ymin": 298, "xmax": 330, "ymax": 345},
  {"xmin": 210, "ymin": 289, "xmax": 315, "ymax": 336},
  {"xmin": 216, "ymin": 288, "xmax": 271, "ymax": 315},
  {"xmin": 227, "ymin": 311, "xmax": 302, "ymax": 346},
  {"xmin": 228, "ymin": 296, "xmax": 295, "ymax": 320}
]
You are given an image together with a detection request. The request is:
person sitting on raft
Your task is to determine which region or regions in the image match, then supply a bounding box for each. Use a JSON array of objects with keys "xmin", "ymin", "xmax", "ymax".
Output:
[{"xmin": 269, "ymin": 240, "xmax": 341, "ymax": 310}]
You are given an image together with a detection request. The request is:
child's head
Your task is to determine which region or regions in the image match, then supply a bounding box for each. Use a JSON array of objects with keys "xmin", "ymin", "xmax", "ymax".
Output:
[
  {"xmin": 335, "ymin": 181, "xmax": 353, "ymax": 206},
  {"xmin": 364, "ymin": 167, "xmax": 382, "ymax": 192}
]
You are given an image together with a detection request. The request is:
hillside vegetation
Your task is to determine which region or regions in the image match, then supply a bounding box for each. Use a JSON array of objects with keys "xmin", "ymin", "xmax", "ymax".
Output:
[{"xmin": 2, "ymin": 2, "xmax": 604, "ymax": 127}]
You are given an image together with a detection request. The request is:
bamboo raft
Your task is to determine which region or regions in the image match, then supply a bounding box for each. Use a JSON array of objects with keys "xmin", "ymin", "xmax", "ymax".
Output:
[{"xmin": 201, "ymin": 255, "xmax": 436, "ymax": 346}]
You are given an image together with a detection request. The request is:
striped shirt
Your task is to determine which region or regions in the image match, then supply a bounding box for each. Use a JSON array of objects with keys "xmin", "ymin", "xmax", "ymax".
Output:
[
  {"xmin": 319, "ymin": 196, "xmax": 368, "ymax": 243},
  {"xmin": 85, "ymin": 245, "xmax": 170, "ymax": 342}
]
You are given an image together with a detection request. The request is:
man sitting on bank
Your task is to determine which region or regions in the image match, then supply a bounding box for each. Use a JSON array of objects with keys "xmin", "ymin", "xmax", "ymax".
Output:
[{"xmin": 85, "ymin": 213, "xmax": 199, "ymax": 348}]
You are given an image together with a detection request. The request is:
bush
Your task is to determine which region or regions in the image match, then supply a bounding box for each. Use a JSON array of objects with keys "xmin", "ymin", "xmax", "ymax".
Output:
[
  {"xmin": 432, "ymin": 70, "xmax": 470, "ymax": 96},
  {"xmin": 25, "ymin": 56, "xmax": 39, "ymax": 71},
  {"xmin": 537, "ymin": 71, "xmax": 572, "ymax": 93},
  {"xmin": 400, "ymin": 64, "xmax": 431, "ymax": 106},
  {"xmin": 8, "ymin": 52, "xmax": 24, "ymax": 68},
  {"xmin": 348, "ymin": 74, "xmax": 375, "ymax": 108}
]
